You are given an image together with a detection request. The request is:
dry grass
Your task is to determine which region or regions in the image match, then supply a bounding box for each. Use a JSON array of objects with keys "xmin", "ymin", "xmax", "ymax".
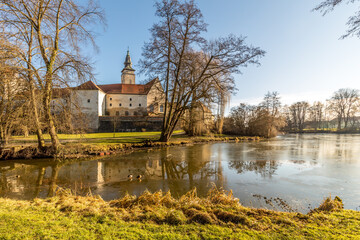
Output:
[
  {"xmin": 27, "ymin": 186, "xmax": 350, "ymax": 229},
  {"xmin": 0, "ymin": 187, "xmax": 359, "ymax": 239},
  {"xmin": 31, "ymin": 186, "xmax": 252, "ymax": 226},
  {"xmin": 312, "ymin": 195, "xmax": 344, "ymax": 212}
]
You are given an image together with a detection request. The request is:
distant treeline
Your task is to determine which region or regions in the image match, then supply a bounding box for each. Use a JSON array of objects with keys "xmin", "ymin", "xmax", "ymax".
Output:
[{"xmin": 223, "ymin": 88, "xmax": 360, "ymax": 137}]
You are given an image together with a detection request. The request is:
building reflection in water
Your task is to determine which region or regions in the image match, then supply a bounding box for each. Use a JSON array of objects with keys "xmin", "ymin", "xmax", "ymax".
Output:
[{"xmin": 0, "ymin": 134, "xmax": 359, "ymax": 211}]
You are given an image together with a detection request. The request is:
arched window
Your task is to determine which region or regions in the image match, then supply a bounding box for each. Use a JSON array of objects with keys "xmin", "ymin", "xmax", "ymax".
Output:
[
  {"xmin": 160, "ymin": 105, "xmax": 164, "ymax": 112},
  {"xmin": 119, "ymin": 103, "xmax": 122, "ymax": 107},
  {"xmin": 125, "ymin": 111, "xmax": 129, "ymax": 116},
  {"xmin": 130, "ymin": 98, "xmax": 132, "ymax": 101},
  {"xmin": 109, "ymin": 103, "xmax": 112, "ymax": 107},
  {"xmin": 129, "ymin": 103, "xmax": 132, "ymax": 107},
  {"xmin": 110, "ymin": 98, "xmax": 112, "ymax": 101}
]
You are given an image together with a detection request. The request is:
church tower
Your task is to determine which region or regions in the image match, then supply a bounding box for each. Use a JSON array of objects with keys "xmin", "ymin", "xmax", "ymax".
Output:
[{"xmin": 121, "ymin": 50, "xmax": 135, "ymax": 84}]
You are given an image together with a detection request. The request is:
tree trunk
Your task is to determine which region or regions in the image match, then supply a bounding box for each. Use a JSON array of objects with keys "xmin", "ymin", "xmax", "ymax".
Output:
[
  {"xmin": 27, "ymin": 26, "xmax": 46, "ymax": 151},
  {"xmin": 337, "ymin": 116, "xmax": 342, "ymax": 130},
  {"xmin": 160, "ymin": 130, "xmax": 171, "ymax": 142},
  {"xmin": 43, "ymin": 89, "xmax": 60, "ymax": 152},
  {"xmin": 29, "ymin": 86, "xmax": 46, "ymax": 150}
]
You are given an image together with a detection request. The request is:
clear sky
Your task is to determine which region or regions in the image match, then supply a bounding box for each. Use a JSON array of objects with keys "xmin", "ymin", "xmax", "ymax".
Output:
[{"xmin": 91, "ymin": 0, "xmax": 360, "ymax": 109}]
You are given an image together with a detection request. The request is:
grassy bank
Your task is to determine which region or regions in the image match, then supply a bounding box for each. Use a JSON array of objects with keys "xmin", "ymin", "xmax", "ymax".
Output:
[
  {"xmin": 12, "ymin": 131, "xmax": 185, "ymax": 142},
  {"xmin": 0, "ymin": 188, "xmax": 358, "ymax": 239}
]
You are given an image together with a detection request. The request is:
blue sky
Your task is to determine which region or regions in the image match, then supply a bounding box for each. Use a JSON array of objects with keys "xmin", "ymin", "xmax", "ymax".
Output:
[{"xmin": 91, "ymin": 0, "xmax": 360, "ymax": 109}]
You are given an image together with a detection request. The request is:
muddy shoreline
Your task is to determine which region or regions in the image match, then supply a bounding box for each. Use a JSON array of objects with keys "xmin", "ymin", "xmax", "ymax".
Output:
[{"xmin": 0, "ymin": 136, "xmax": 262, "ymax": 161}]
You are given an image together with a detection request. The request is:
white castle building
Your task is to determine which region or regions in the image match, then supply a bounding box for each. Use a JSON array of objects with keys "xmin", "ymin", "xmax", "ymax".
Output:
[{"xmin": 72, "ymin": 51, "xmax": 165, "ymax": 130}]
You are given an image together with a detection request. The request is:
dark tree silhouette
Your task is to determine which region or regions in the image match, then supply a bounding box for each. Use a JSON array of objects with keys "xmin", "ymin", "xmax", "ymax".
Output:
[{"xmin": 315, "ymin": 0, "xmax": 360, "ymax": 38}]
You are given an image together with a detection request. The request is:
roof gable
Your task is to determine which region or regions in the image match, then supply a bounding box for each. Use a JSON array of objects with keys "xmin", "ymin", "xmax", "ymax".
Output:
[
  {"xmin": 97, "ymin": 78, "xmax": 158, "ymax": 95},
  {"xmin": 75, "ymin": 81, "xmax": 102, "ymax": 91}
]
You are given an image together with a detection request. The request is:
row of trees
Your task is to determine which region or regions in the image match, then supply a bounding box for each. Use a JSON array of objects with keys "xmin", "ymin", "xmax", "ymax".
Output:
[
  {"xmin": 284, "ymin": 88, "xmax": 360, "ymax": 131},
  {"xmin": 0, "ymin": 0, "xmax": 104, "ymax": 151},
  {"xmin": 224, "ymin": 88, "xmax": 360, "ymax": 137}
]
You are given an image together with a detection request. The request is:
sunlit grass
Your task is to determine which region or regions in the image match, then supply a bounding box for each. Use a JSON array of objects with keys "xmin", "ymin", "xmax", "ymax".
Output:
[
  {"xmin": 12, "ymin": 130, "xmax": 185, "ymax": 141},
  {"xmin": 0, "ymin": 188, "xmax": 358, "ymax": 239}
]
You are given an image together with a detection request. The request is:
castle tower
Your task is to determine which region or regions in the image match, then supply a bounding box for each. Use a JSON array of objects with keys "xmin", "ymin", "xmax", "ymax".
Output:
[{"xmin": 121, "ymin": 50, "xmax": 135, "ymax": 84}]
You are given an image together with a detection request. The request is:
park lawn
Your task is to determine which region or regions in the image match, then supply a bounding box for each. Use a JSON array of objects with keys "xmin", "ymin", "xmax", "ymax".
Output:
[
  {"xmin": 11, "ymin": 130, "xmax": 185, "ymax": 141},
  {"xmin": 0, "ymin": 189, "xmax": 358, "ymax": 239}
]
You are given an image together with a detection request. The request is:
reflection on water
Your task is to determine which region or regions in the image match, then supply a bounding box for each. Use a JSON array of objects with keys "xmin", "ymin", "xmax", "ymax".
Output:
[{"xmin": 0, "ymin": 134, "xmax": 359, "ymax": 213}]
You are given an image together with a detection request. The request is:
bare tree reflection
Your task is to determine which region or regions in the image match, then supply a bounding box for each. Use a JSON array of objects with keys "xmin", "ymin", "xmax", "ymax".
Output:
[
  {"xmin": 33, "ymin": 167, "xmax": 46, "ymax": 198},
  {"xmin": 227, "ymin": 143, "xmax": 280, "ymax": 178},
  {"xmin": 48, "ymin": 164, "xmax": 61, "ymax": 197}
]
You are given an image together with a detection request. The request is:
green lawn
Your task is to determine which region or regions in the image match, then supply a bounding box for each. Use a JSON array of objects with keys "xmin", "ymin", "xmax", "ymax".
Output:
[
  {"xmin": 12, "ymin": 130, "xmax": 184, "ymax": 141},
  {"xmin": 0, "ymin": 190, "xmax": 358, "ymax": 239}
]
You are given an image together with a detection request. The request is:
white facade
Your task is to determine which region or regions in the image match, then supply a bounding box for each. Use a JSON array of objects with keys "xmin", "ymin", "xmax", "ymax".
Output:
[
  {"xmin": 70, "ymin": 51, "xmax": 165, "ymax": 130},
  {"xmin": 106, "ymin": 94, "xmax": 148, "ymax": 116},
  {"xmin": 71, "ymin": 89, "xmax": 105, "ymax": 129}
]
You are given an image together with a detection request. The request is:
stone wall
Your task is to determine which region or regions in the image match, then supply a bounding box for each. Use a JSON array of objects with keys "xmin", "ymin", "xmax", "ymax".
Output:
[{"xmin": 99, "ymin": 116, "xmax": 163, "ymax": 132}]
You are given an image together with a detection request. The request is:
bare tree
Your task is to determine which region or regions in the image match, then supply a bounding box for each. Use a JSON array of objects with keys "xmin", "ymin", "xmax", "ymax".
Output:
[
  {"xmin": 0, "ymin": 36, "xmax": 30, "ymax": 146},
  {"xmin": 140, "ymin": 0, "xmax": 265, "ymax": 142},
  {"xmin": 309, "ymin": 101, "xmax": 324, "ymax": 130},
  {"xmin": 223, "ymin": 103, "xmax": 255, "ymax": 135},
  {"xmin": 214, "ymin": 87, "xmax": 231, "ymax": 135},
  {"xmin": 314, "ymin": 0, "xmax": 360, "ymax": 38},
  {"xmin": 0, "ymin": 65, "xmax": 27, "ymax": 146},
  {"xmin": 289, "ymin": 101, "xmax": 310, "ymax": 131},
  {"xmin": 261, "ymin": 91, "xmax": 281, "ymax": 117},
  {"xmin": 0, "ymin": 0, "xmax": 105, "ymax": 151},
  {"xmin": 224, "ymin": 95, "xmax": 285, "ymax": 138},
  {"xmin": 327, "ymin": 88, "xmax": 359, "ymax": 130}
]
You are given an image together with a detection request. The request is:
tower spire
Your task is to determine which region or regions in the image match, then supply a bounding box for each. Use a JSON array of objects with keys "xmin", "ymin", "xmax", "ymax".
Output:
[
  {"xmin": 121, "ymin": 49, "xmax": 135, "ymax": 84},
  {"xmin": 124, "ymin": 49, "xmax": 134, "ymax": 71}
]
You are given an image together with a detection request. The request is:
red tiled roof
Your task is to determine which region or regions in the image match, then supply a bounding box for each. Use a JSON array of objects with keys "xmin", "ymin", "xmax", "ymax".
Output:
[
  {"xmin": 75, "ymin": 78, "xmax": 159, "ymax": 95},
  {"xmin": 98, "ymin": 78, "xmax": 157, "ymax": 95}
]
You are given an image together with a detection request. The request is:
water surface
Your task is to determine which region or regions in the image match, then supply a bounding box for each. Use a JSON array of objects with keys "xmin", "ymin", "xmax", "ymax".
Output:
[{"xmin": 1, "ymin": 134, "xmax": 359, "ymax": 213}]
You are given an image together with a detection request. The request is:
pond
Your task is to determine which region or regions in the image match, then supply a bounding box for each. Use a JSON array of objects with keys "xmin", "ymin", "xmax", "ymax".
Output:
[{"xmin": 0, "ymin": 134, "xmax": 359, "ymax": 213}]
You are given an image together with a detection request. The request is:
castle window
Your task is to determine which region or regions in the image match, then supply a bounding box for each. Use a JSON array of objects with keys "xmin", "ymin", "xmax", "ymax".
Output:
[
  {"xmin": 110, "ymin": 103, "xmax": 112, "ymax": 107},
  {"xmin": 130, "ymin": 103, "xmax": 132, "ymax": 107},
  {"xmin": 139, "ymin": 104, "xmax": 141, "ymax": 107},
  {"xmin": 119, "ymin": 103, "xmax": 122, "ymax": 107},
  {"xmin": 110, "ymin": 98, "xmax": 112, "ymax": 101},
  {"xmin": 130, "ymin": 98, "xmax": 132, "ymax": 101},
  {"xmin": 87, "ymin": 99, "xmax": 90, "ymax": 103},
  {"xmin": 160, "ymin": 105, "xmax": 164, "ymax": 112},
  {"xmin": 125, "ymin": 111, "xmax": 129, "ymax": 116}
]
